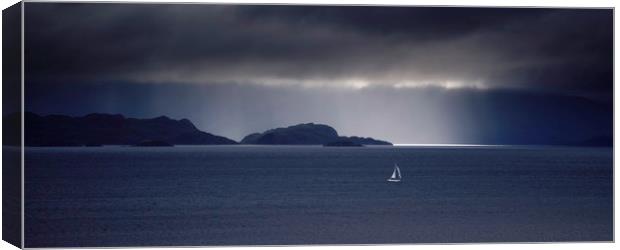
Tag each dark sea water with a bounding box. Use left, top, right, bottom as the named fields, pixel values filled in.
left=24, top=145, right=613, bottom=247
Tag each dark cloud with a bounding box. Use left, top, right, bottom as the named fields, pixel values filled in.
left=239, top=6, right=545, bottom=40
left=24, top=3, right=612, bottom=101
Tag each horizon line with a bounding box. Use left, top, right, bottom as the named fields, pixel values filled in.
left=393, top=143, right=508, bottom=147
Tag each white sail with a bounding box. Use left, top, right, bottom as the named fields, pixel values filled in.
left=388, top=163, right=401, bottom=182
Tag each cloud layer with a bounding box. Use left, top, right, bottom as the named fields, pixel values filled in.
left=25, top=4, right=612, bottom=100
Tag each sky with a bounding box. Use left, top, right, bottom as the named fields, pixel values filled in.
left=23, top=3, right=613, bottom=144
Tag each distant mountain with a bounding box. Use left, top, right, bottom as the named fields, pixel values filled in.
left=444, top=90, right=613, bottom=146
left=571, top=135, right=613, bottom=147
left=241, top=123, right=392, bottom=145
left=4, top=112, right=237, bottom=146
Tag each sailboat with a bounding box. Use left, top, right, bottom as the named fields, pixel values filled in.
left=387, top=163, right=402, bottom=182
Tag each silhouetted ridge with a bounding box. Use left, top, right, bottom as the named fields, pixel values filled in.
left=241, top=123, right=392, bottom=145
left=11, top=112, right=237, bottom=146
left=571, top=135, right=612, bottom=147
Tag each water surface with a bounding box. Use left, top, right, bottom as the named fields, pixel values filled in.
left=25, top=145, right=613, bottom=247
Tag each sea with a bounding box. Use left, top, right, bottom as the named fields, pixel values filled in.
left=24, top=145, right=613, bottom=247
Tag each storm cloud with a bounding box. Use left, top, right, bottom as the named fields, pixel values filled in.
left=25, top=4, right=612, bottom=99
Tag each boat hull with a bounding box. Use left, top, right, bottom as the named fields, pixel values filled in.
left=387, top=179, right=401, bottom=182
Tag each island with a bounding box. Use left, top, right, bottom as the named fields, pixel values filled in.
left=241, top=123, right=392, bottom=146
left=11, top=112, right=237, bottom=146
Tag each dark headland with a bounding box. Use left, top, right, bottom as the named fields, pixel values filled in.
left=8, top=112, right=237, bottom=146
